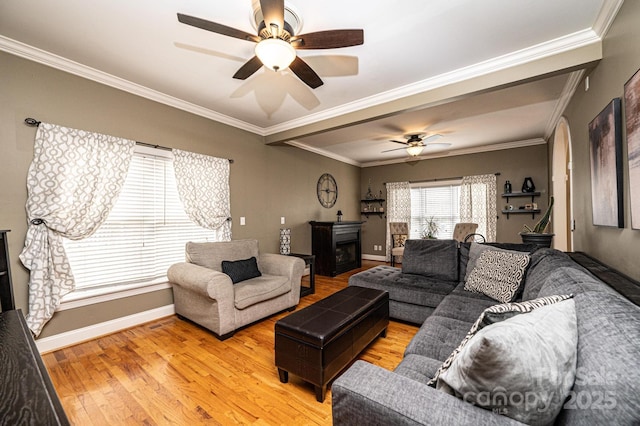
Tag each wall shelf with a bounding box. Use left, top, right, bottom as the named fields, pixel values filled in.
left=501, top=191, right=540, bottom=202
left=360, top=198, right=385, bottom=218
left=501, top=209, right=541, bottom=219
left=501, top=192, right=541, bottom=219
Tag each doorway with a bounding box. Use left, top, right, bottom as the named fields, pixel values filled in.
left=552, top=117, right=573, bottom=251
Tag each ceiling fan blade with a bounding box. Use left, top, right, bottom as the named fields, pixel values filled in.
left=292, top=30, right=364, bottom=49
left=259, top=0, right=285, bottom=35
left=233, top=56, right=263, bottom=80
left=178, top=13, right=261, bottom=43
left=382, top=147, right=409, bottom=153
left=389, top=139, right=408, bottom=146
left=422, top=134, right=444, bottom=143
left=289, top=57, right=323, bottom=89
left=424, top=142, right=452, bottom=149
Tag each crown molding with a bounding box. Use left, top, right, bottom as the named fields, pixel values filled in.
left=544, top=69, right=585, bottom=139
left=0, top=36, right=265, bottom=136
left=592, top=0, right=625, bottom=38
left=285, top=140, right=362, bottom=167
left=262, top=29, right=601, bottom=135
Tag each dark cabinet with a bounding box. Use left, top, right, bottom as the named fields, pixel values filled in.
left=0, top=309, right=70, bottom=425
left=309, top=221, right=362, bottom=277
left=0, top=230, right=15, bottom=311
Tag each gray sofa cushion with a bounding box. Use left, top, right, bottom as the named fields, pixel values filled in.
left=394, top=354, right=443, bottom=385
left=233, top=274, right=289, bottom=309
left=349, top=265, right=455, bottom=308
left=402, top=239, right=459, bottom=281
left=521, top=249, right=579, bottom=300
left=438, top=299, right=578, bottom=425
left=555, top=288, right=640, bottom=424
left=431, top=293, right=497, bottom=323
left=404, top=316, right=473, bottom=361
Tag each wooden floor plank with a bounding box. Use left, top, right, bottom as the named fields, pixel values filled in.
left=42, top=261, right=419, bottom=425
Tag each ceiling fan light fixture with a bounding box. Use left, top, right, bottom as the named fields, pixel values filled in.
left=406, top=145, right=424, bottom=156
left=255, top=38, right=296, bottom=72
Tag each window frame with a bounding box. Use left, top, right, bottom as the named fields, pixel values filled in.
left=409, top=179, right=462, bottom=240
left=58, top=145, right=222, bottom=310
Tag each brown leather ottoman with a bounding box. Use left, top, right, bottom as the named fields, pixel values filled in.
left=274, top=286, right=389, bottom=402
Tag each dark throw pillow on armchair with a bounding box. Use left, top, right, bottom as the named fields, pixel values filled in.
left=222, top=257, right=262, bottom=284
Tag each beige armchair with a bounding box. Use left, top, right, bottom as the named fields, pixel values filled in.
left=452, top=222, right=479, bottom=242
left=389, top=222, right=409, bottom=267
left=167, top=239, right=305, bottom=340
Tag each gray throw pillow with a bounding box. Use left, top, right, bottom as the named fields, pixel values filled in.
left=427, top=294, right=573, bottom=388
left=464, top=250, right=530, bottom=302
left=221, top=257, right=261, bottom=284
left=437, top=299, right=578, bottom=426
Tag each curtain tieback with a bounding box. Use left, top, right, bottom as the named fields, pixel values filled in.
left=30, top=218, right=46, bottom=225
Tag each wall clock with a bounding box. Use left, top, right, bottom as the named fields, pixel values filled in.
left=317, top=173, right=338, bottom=208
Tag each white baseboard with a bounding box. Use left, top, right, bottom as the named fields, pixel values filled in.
left=362, top=254, right=387, bottom=262
left=36, top=305, right=175, bottom=354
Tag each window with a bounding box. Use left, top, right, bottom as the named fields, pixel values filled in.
left=63, top=147, right=221, bottom=291
left=410, top=180, right=461, bottom=239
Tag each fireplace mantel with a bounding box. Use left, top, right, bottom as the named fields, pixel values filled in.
left=309, top=221, right=363, bottom=277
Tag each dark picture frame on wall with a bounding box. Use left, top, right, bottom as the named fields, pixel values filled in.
left=624, top=68, right=640, bottom=230
left=588, top=98, right=624, bottom=228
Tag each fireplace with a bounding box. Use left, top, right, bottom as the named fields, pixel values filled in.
left=309, top=221, right=362, bottom=277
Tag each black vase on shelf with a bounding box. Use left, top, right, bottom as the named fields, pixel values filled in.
left=504, top=180, right=512, bottom=194
left=522, top=177, right=535, bottom=193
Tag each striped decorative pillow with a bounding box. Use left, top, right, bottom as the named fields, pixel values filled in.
left=427, top=294, right=573, bottom=387
left=464, top=250, right=530, bottom=303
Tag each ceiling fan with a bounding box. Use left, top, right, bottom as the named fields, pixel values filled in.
left=177, top=0, right=364, bottom=89
left=382, top=133, right=451, bottom=157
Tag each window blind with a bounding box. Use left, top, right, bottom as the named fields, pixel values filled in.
left=63, top=150, right=221, bottom=290
left=410, top=181, right=461, bottom=239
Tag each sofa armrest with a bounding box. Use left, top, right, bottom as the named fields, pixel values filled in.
left=167, top=262, right=234, bottom=301
left=332, top=361, right=522, bottom=426
left=259, top=253, right=305, bottom=289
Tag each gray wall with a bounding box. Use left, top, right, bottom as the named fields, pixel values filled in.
left=0, top=51, right=360, bottom=338
left=562, top=0, right=640, bottom=280
left=360, top=144, right=549, bottom=257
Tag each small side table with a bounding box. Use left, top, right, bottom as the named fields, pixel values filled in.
left=289, top=253, right=315, bottom=297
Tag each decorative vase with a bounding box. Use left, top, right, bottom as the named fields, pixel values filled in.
left=504, top=180, right=512, bottom=194
left=522, top=177, right=535, bottom=193
left=279, top=228, right=291, bottom=255
left=520, top=232, right=554, bottom=248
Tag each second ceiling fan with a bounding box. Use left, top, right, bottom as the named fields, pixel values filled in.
left=383, top=133, right=451, bottom=157
left=177, top=0, right=364, bottom=89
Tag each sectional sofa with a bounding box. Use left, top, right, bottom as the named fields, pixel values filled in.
left=333, top=239, right=640, bottom=425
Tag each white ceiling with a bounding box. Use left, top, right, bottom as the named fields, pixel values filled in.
left=0, top=0, right=623, bottom=166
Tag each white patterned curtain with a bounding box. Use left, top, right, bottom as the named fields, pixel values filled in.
left=172, top=149, right=231, bottom=241
left=460, top=174, right=497, bottom=242
left=385, top=182, right=411, bottom=261
left=19, top=123, right=135, bottom=336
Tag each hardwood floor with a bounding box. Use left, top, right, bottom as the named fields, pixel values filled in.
left=42, top=261, right=419, bottom=425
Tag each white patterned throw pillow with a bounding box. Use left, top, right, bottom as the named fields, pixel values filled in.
left=464, top=249, right=530, bottom=302
left=438, top=299, right=578, bottom=425
left=427, top=294, right=573, bottom=388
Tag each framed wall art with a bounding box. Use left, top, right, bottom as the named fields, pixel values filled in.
left=625, top=68, right=640, bottom=229
left=588, top=98, right=623, bottom=228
